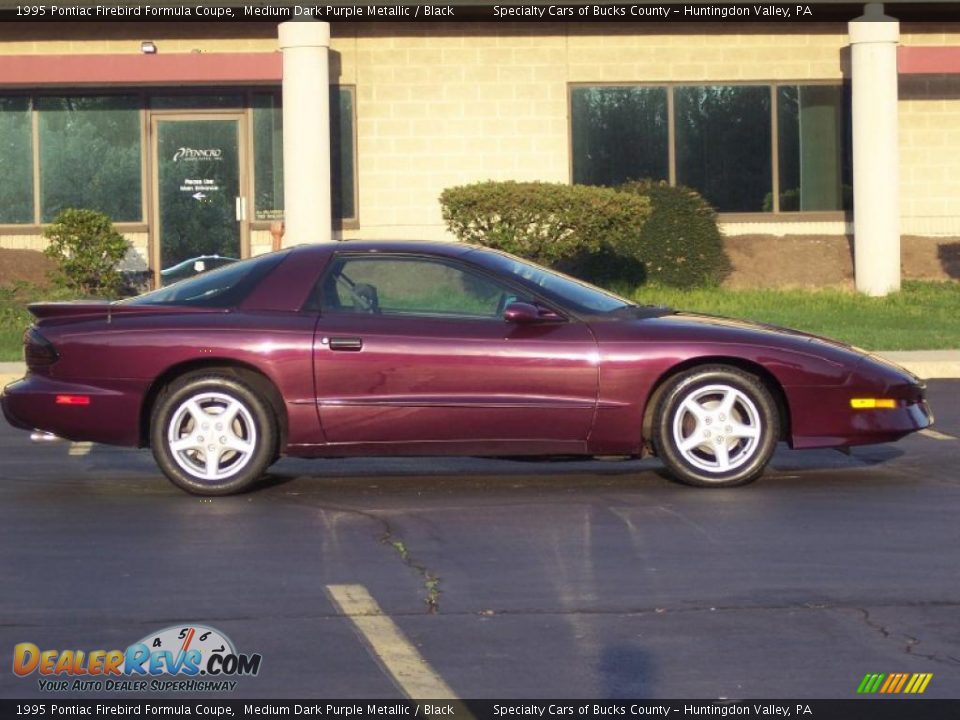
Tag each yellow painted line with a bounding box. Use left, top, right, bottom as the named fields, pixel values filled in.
left=919, top=428, right=956, bottom=441
left=917, top=673, right=933, bottom=694
left=69, top=442, right=93, bottom=457
left=326, top=584, right=458, bottom=700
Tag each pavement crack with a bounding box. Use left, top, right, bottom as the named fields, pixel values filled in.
left=857, top=608, right=960, bottom=667
left=381, top=530, right=441, bottom=615
left=281, top=496, right=442, bottom=615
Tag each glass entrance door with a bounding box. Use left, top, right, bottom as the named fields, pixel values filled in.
left=152, top=116, right=246, bottom=285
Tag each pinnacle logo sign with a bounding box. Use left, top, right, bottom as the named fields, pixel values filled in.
left=857, top=672, right=933, bottom=694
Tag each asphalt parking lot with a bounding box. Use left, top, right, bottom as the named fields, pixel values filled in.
left=1, top=381, right=959, bottom=700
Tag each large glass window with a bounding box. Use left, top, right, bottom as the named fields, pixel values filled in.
left=252, top=93, right=284, bottom=222
left=0, top=97, right=34, bottom=224
left=571, top=82, right=849, bottom=215
left=332, top=88, right=355, bottom=221
left=675, top=85, right=771, bottom=213
left=252, top=87, right=356, bottom=223
left=571, top=86, right=668, bottom=186
left=777, top=85, right=852, bottom=211
left=37, top=95, right=142, bottom=222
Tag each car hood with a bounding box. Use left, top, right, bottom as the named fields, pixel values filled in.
left=600, top=308, right=876, bottom=369
left=671, top=311, right=859, bottom=349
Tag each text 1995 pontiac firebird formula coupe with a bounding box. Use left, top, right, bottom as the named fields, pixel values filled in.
left=2, top=241, right=933, bottom=495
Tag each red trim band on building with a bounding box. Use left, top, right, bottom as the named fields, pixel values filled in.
left=0, top=52, right=282, bottom=86
left=898, top=46, right=960, bottom=75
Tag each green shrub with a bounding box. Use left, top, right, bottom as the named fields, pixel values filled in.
left=43, top=208, right=131, bottom=297
left=439, top=181, right=651, bottom=268
left=617, top=180, right=731, bottom=288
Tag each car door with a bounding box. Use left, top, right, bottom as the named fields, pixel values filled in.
left=312, top=253, right=599, bottom=454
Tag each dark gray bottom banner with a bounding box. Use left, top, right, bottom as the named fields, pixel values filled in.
left=3, top=700, right=960, bottom=720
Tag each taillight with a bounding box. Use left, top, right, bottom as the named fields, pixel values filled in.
left=23, top=327, right=59, bottom=368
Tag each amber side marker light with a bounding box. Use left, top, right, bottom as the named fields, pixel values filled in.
left=851, top=398, right=897, bottom=409
left=55, top=395, right=91, bottom=406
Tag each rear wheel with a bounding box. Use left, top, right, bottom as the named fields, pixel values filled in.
left=150, top=373, right=277, bottom=495
left=653, top=366, right=779, bottom=488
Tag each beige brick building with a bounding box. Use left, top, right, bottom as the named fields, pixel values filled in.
left=1, top=15, right=958, bottom=292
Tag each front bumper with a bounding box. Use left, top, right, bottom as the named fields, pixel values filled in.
left=788, top=355, right=934, bottom=449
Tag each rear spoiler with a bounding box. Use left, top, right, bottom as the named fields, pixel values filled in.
left=27, top=302, right=224, bottom=322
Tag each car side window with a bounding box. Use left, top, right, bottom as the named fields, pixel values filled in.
left=319, top=256, right=529, bottom=319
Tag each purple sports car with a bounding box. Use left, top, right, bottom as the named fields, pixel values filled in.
left=2, top=241, right=933, bottom=495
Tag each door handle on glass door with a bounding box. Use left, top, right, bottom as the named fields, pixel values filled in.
left=235, top=197, right=247, bottom=222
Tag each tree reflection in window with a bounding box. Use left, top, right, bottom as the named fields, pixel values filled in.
left=38, top=96, right=142, bottom=223
left=571, top=86, right=669, bottom=187
left=675, top=85, right=771, bottom=213
left=0, top=96, right=34, bottom=224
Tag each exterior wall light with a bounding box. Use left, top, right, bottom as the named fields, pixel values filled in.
left=141, top=41, right=157, bottom=54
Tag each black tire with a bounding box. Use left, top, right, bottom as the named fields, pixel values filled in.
left=652, top=365, right=779, bottom=488
left=150, top=372, right=277, bottom=495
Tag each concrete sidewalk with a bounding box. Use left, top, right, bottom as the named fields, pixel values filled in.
left=876, top=351, right=960, bottom=381
left=3, top=352, right=960, bottom=389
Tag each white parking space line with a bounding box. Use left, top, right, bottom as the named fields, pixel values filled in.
left=919, top=429, right=957, bottom=441
left=69, top=442, right=93, bottom=456
left=326, top=584, right=459, bottom=700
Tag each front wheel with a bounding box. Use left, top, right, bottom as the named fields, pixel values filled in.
left=150, top=373, right=277, bottom=495
left=652, top=366, right=780, bottom=488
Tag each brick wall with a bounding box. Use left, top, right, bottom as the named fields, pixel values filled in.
left=332, top=23, right=854, bottom=240
left=899, top=74, right=960, bottom=236
left=2, top=22, right=959, bottom=255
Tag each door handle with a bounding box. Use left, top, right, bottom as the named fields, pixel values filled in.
left=235, top=196, right=246, bottom=222
left=328, top=336, right=363, bottom=351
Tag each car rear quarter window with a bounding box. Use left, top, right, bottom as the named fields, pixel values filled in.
left=123, top=251, right=289, bottom=308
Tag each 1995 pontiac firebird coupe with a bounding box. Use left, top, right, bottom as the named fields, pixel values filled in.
left=2, top=241, right=933, bottom=495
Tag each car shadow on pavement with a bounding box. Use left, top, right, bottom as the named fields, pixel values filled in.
left=252, top=443, right=904, bottom=493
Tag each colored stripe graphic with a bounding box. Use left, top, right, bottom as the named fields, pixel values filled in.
left=857, top=672, right=932, bottom=694
left=893, top=673, right=910, bottom=693
left=858, top=674, right=885, bottom=693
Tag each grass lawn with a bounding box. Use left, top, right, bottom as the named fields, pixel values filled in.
left=1, top=280, right=958, bottom=361
left=623, top=280, right=960, bottom=351
left=0, top=284, right=74, bottom=362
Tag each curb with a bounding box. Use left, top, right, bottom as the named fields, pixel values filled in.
left=875, top=352, right=960, bottom=380
left=888, top=362, right=960, bottom=380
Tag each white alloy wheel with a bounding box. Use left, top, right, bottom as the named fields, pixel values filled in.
left=167, top=392, right=258, bottom=482
left=151, top=373, right=277, bottom=495
left=670, top=384, right=763, bottom=474
left=653, top=366, right=780, bottom=488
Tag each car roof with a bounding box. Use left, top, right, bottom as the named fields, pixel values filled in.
left=289, top=239, right=480, bottom=260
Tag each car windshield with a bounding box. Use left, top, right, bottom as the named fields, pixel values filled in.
left=122, top=251, right=289, bottom=307
left=467, top=248, right=634, bottom=314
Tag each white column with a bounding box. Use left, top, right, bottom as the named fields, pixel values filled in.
left=279, top=20, right=332, bottom=245
left=849, top=4, right=900, bottom=296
